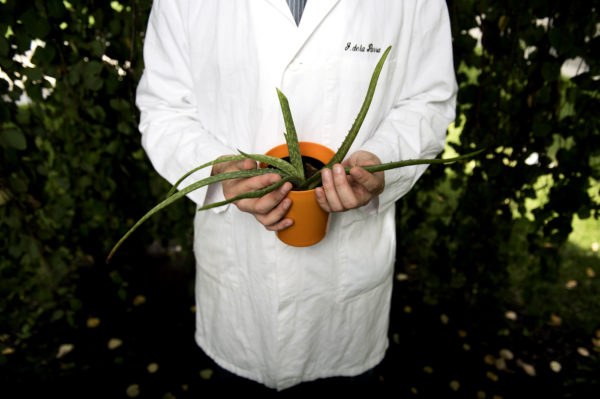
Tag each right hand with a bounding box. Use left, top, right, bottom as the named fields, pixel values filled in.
left=212, top=156, right=294, bottom=231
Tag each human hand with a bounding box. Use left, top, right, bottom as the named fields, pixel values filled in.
left=315, top=151, right=385, bottom=213
left=212, top=156, right=294, bottom=231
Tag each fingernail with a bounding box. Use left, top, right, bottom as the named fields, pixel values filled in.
left=334, top=164, right=344, bottom=175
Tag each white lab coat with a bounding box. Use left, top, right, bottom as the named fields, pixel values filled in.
left=136, top=0, right=457, bottom=390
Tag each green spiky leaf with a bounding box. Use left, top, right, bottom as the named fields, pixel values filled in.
left=166, top=155, right=248, bottom=198
left=328, top=45, right=392, bottom=166
left=237, top=150, right=302, bottom=186
left=276, top=88, right=305, bottom=180
left=107, top=167, right=283, bottom=261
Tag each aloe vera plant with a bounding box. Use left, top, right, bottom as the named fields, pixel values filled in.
left=107, top=45, right=482, bottom=261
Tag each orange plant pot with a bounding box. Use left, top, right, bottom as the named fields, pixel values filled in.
left=263, top=142, right=335, bottom=247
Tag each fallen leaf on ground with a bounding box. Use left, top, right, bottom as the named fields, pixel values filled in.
left=577, top=347, right=590, bottom=357
left=56, top=344, right=74, bottom=359
left=2, top=347, right=15, bottom=355
left=517, top=359, right=536, bottom=376
left=499, top=349, right=514, bottom=360
left=549, top=361, right=562, bottom=373
left=486, top=371, right=499, bottom=382
left=495, top=358, right=507, bottom=371
left=505, top=311, right=517, bottom=321
left=126, top=384, right=140, bottom=398
left=484, top=354, right=495, bottom=365
left=549, top=313, right=562, bottom=326
left=133, top=295, right=146, bottom=306
left=565, top=280, right=577, bottom=289
left=108, top=338, right=123, bottom=350
left=449, top=380, right=460, bottom=391
left=199, top=368, right=214, bottom=380
left=86, top=317, right=101, bottom=328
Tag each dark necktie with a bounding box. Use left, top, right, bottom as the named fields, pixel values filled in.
left=286, top=0, right=307, bottom=26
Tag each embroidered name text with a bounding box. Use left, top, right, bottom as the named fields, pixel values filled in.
left=345, top=42, right=381, bottom=53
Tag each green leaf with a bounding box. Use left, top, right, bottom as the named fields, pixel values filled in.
left=300, top=45, right=392, bottom=190
left=109, top=98, right=129, bottom=111
left=31, top=44, right=56, bottom=65
left=46, top=0, right=66, bottom=18
left=9, top=173, right=28, bottom=193
left=90, top=40, right=104, bottom=58
left=305, top=149, right=485, bottom=190
left=329, top=45, right=390, bottom=166
left=23, top=67, right=43, bottom=82
left=276, top=88, right=304, bottom=180
left=237, top=150, right=301, bottom=186
left=83, top=61, right=103, bottom=90
left=108, top=167, right=284, bottom=261
left=68, top=63, right=82, bottom=85
left=84, top=60, right=103, bottom=76
left=86, top=105, right=106, bottom=121
left=21, top=9, right=50, bottom=38
left=0, top=35, right=8, bottom=57
left=165, top=154, right=248, bottom=198
left=197, top=176, right=291, bottom=212
left=0, top=126, right=27, bottom=150
left=84, top=76, right=103, bottom=91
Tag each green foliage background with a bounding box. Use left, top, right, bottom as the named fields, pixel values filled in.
left=0, top=0, right=193, bottom=360
left=400, top=0, right=600, bottom=311
left=0, top=0, right=598, bottom=396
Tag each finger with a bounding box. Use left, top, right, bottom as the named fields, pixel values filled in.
left=331, top=164, right=360, bottom=209
left=255, top=197, right=293, bottom=227
left=315, top=187, right=331, bottom=213
left=223, top=158, right=257, bottom=173
left=350, top=166, right=384, bottom=194
left=264, top=216, right=294, bottom=232
left=252, top=182, right=292, bottom=215
left=321, top=167, right=345, bottom=212
left=227, top=173, right=282, bottom=198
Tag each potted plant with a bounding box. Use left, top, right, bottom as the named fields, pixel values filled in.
left=107, top=46, right=482, bottom=260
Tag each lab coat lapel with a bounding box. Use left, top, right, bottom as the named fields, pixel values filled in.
left=294, top=0, right=340, bottom=52
left=263, top=0, right=295, bottom=22
left=263, top=0, right=341, bottom=64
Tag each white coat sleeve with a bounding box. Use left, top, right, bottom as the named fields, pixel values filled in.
left=136, top=0, right=233, bottom=206
left=359, top=0, right=458, bottom=214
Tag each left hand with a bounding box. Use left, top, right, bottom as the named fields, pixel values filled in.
left=315, top=150, right=385, bottom=213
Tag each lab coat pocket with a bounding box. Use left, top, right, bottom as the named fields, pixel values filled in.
left=193, top=206, right=239, bottom=287
left=335, top=210, right=395, bottom=302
